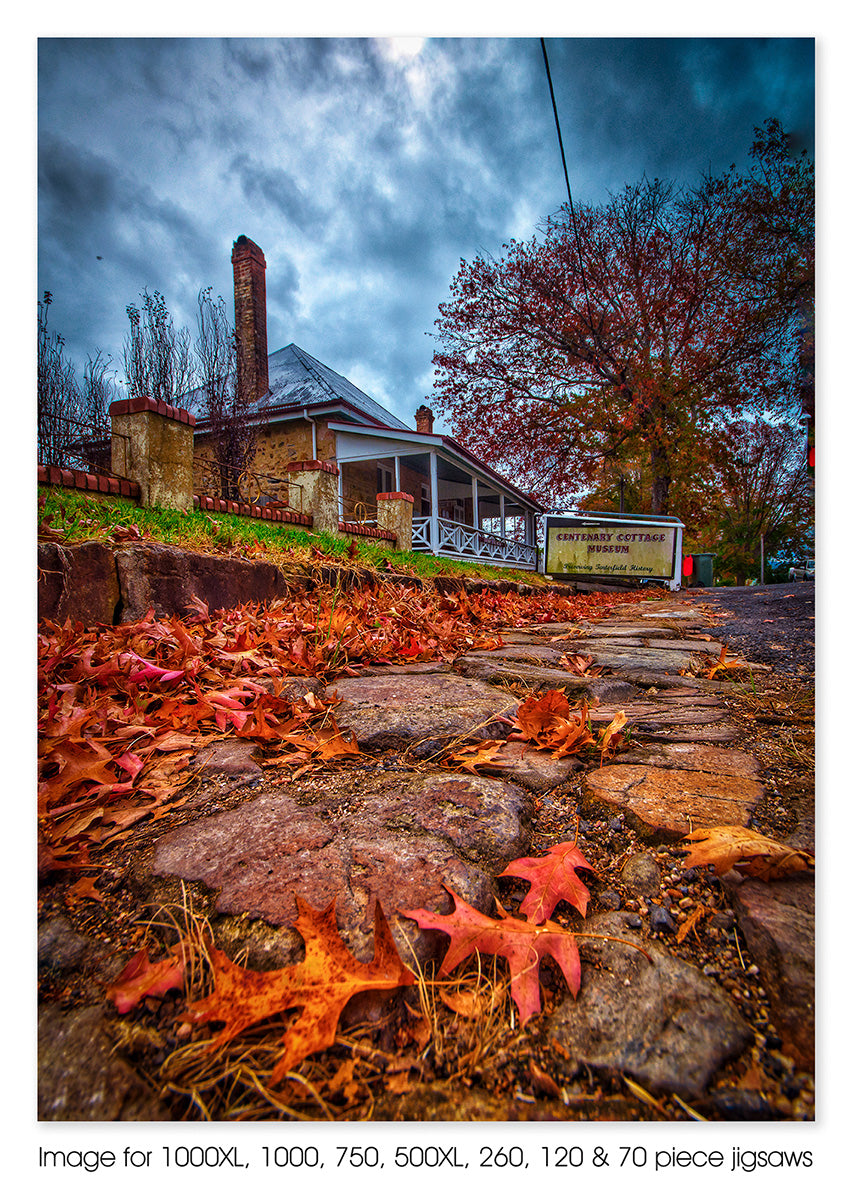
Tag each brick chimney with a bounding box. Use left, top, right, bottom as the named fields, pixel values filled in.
left=232, top=235, right=269, bottom=405
left=415, top=404, right=434, bottom=434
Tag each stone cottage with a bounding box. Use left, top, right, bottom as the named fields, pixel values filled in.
left=192, top=236, right=542, bottom=569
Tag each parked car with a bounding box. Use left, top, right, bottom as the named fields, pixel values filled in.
left=789, top=559, right=815, bottom=581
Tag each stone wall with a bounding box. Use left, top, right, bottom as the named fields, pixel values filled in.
left=38, top=539, right=559, bottom=626
left=38, top=541, right=314, bottom=625
left=249, top=418, right=336, bottom=486
left=40, top=398, right=412, bottom=556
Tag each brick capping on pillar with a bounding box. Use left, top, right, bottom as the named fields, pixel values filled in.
left=285, top=459, right=340, bottom=476
left=109, top=396, right=196, bottom=426
left=376, top=491, right=414, bottom=503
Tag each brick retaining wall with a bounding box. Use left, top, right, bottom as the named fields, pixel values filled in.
left=194, top=494, right=312, bottom=525
left=339, top=519, right=397, bottom=543
left=38, top=464, right=141, bottom=500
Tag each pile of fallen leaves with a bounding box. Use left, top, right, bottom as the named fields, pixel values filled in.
left=38, top=581, right=641, bottom=869
left=444, top=688, right=629, bottom=773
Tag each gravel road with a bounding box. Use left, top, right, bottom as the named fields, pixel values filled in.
left=688, top=581, right=815, bottom=677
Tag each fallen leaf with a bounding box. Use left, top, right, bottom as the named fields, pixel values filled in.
left=558, top=652, right=603, bottom=677
left=528, top=1058, right=561, bottom=1098
left=107, top=943, right=188, bottom=1014
left=702, top=645, right=748, bottom=679
left=443, top=739, right=512, bottom=773
left=512, top=689, right=596, bottom=758
left=401, top=888, right=581, bottom=1025
left=183, top=899, right=413, bottom=1084
left=682, top=826, right=814, bottom=880
left=675, top=903, right=707, bottom=944
left=599, top=709, right=628, bottom=762
left=65, top=875, right=106, bottom=905
left=326, top=1058, right=360, bottom=1102
left=438, top=980, right=507, bottom=1019
left=500, top=841, right=595, bottom=922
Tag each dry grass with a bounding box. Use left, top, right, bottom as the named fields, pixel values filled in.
left=106, top=885, right=535, bottom=1121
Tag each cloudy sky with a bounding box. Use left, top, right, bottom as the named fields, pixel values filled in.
left=38, top=35, right=814, bottom=430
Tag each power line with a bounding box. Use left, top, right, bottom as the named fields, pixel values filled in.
left=540, top=38, right=595, bottom=337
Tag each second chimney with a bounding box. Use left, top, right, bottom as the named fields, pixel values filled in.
left=232, top=235, right=269, bottom=406
left=415, top=405, right=434, bottom=434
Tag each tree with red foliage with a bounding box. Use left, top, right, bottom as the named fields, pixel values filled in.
left=707, top=416, right=812, bottom=585
left=431, top=121, right=813, bottom=517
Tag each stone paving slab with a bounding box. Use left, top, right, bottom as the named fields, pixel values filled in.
left=579, top=621, right=709, bottom=637
left=616, top=743, right=763, bottom=777
left=486, top=740, right=584, bottom=792
left=39, top=1005, right=172, bottom=1121
left=152, top=772, right=532, bottom=963
left=722, top=873, right=815, bottom=1072
left=589, top=700, right=729, bottom=727
left=455, top=655, right=640, bottom=702
left=548, top=912, right=752, bottom=1099
left=461, top=644, right=579, bottom=666
left=627, top=723, right=740, bottom=743
left=546, top=642, right=707, bottom=672
left=330, top=673, right=517, bottom=755
left=582, top=764, right=763, bottom=837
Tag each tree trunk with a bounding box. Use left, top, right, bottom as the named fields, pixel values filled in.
left=649, top=444, right=672, bottom=516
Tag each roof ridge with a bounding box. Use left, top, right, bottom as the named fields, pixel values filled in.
left=289, top=344, right=337, bottom=400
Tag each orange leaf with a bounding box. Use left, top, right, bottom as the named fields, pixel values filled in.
left=65, top=875, right=107, bottom=905
left=438, top=980, right=507, bottom=1019
left=682, top=825, right=814, bottom=880
left=599, top=709, right=628, bottom=761
left=512, top=690, right=595, bottom=757
left=183, top=899, right=413, bottom=1084
left=675, top=903, right=707, bottom=944
left=703, top=645, right=748, bottom=679
left=443, top=739, right=512, bottom=773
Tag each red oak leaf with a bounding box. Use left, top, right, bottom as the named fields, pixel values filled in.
left=500, top=841, right=595, bottom=922
left=401, top=888, right=581, bottom=1025
left=107, top=942, right=188, bottom=1014
left=183, top=899, right=413, bottom=1084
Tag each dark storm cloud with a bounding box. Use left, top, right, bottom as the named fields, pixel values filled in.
left=541, top=38, right=814, bottom=201
left=39, top=136, right=118, bottom=221
left=230, top=154, right=322, bottom=229
left=37, top=36, right=814, bottom=420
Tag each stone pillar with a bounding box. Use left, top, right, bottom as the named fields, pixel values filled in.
left=285, top=460, right=340, bottom=533
left=109, top=396, right=195, bottom=509
left=377, top=491, right=414, bottom=552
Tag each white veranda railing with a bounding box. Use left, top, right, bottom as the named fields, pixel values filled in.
left=412, top=515, right=537, bottom=568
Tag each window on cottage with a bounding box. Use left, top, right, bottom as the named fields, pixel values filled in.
left=377, top=465, right=393, bottom=494
left=420, top=483, right=430, bottom=516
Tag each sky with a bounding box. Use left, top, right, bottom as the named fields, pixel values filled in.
left=38, top=35, right=814, bottom=431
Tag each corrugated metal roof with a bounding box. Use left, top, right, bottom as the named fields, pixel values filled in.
left=262, top=345, right=410, bottom=430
